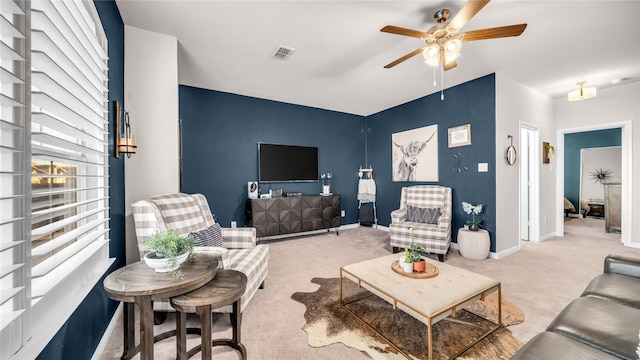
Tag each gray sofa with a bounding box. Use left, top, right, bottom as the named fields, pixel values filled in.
left=131, top=193, right=269, bottom=315
left=512, top=254, right=640, bottom=360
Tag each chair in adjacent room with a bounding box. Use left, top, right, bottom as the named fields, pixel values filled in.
left=389, top=185, right=452, bottom=261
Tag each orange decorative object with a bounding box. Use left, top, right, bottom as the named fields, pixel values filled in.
left=413, top=260, right=426, bottom=272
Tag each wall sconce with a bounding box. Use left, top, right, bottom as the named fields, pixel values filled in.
left=542, top=141, right=555, bottom=164
left=114, top=100, right=137, bottom=158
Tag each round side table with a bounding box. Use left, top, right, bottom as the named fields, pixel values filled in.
left=171, top=270, right=248, bottom=360
left=457, top=228, right=490, bottom=260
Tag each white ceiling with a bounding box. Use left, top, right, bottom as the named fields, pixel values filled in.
left=115, top=0, right=640, bottom=116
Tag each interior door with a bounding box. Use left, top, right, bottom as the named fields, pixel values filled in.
left=520, top=128, right=530, bottom=240
left=520, top=127, right=537, bottom=241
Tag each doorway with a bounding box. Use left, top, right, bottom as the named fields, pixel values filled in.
left=556, top=121, right=633, bottom=246
left=520, top=124, right=540, bottom=242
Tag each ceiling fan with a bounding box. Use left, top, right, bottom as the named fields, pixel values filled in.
left=381, top=0, right=527, bottom=71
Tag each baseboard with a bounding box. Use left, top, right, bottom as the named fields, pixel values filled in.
left=257, top=223, right=360, bottom=242
left=491, top=244, right=521, bottom=259
left=92, top=302, right=122, bottom=360
left=539, top=232, right=556, bottom=242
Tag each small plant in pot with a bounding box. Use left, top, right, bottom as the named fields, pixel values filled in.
left=409, top=242, right=428, bottom=272
left=402, top=248, right=414, bottom=273
left=143, top=230, right=195, bottom=278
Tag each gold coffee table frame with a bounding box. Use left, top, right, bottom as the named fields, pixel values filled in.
left=339, top=254, right=502, bottom=360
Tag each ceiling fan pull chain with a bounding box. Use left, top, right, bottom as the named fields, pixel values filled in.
left=433, top=66, right=437, bottom=87
left=441, top=67, right=445, bottom=100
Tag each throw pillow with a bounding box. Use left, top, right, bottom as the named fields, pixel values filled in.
left=406, top=205, right=441, bottom=224
left=189, top=223, right=223, bottom=247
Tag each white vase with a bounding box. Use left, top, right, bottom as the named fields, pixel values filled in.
left=402, top=261, right=414, bottom=273
left=143, top=252, right=189, bottom=273
left=322, top=185, right=331, bottom=194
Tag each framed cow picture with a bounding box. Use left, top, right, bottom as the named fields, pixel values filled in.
left=392, top=124, right=438, bottom=182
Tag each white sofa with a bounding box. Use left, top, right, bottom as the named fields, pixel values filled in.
left=131, top=193, right=269, bottom=314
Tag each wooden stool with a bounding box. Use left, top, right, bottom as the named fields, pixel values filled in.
left=170, top=270, right=247, bottom=360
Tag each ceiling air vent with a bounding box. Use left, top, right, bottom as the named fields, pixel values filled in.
left=270, top=45, right=296, bottom=61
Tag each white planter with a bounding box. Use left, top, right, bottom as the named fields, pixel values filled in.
left=457, top=228, right=490, bottom=260
left=401, top=261, right=414, bottom=273
left=143, top=252, right=189, bottom=273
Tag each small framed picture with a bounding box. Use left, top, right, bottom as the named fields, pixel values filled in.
left=448, top=124, right=471, bottom=148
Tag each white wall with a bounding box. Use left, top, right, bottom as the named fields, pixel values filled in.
left=124, top=26, right=180, bottom=262
left=495, top=73, right=555, bottom=254
left=555, top=81, right=640, bottom=247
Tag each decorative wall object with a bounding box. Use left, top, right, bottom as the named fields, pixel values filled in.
left=590, top=168, right=612, bottom=184
left=542, top=141, right=555, bottom=164
left=505, top=135, right=517, bottom=165
left=448, top=124, right=471, bottom=148
left=451, top=152, right=468, bottom=173
left=392, top=124, right=438, bottom=182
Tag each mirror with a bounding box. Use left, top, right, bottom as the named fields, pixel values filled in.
left=505, top=135, right=516, bottom=165
left=506, top=145, right=517, bottom=165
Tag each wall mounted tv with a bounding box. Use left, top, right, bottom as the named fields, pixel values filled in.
left=258, top=143, right=318, bottom=183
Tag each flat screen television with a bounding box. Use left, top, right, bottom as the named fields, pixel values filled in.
left=258, top=143, right=318, bottom=182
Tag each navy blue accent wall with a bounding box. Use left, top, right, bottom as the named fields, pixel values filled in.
left=564, top=128, right=621, bottom=210
left=367, top=75, right=497, bottom=251
left=179, top=86, right=366, bottom=227
left=37, top=1, right=126, bottom=359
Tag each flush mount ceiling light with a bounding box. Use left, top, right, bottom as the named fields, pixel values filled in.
left=568, top=81, right=597, bottom=101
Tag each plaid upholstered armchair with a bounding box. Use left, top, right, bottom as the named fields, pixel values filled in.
left=131, top=193, right=269, bottom=315
left=389, top=185, right=452, bottom=262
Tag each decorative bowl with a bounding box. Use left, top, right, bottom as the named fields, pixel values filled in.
left=143, top=252, right=189, bottom=273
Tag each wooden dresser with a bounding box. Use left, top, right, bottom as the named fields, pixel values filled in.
left=603, top=182, right=621, bottom=233
left=246, top=195, right=341, bottom=238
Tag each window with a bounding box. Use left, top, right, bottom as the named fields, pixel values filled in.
left=1, top=1, right=113, bottom=358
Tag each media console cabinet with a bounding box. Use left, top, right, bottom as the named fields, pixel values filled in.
left=245, top=195, right=341, bottom=238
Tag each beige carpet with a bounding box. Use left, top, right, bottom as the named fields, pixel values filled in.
left=291, top=277, right=524, bottom=360
left=100, top=218, right=640, bottom=359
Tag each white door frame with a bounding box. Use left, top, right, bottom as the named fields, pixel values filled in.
left=556, top=121, right=633, bottom=246
left=520, top=123, right=540, bottom=242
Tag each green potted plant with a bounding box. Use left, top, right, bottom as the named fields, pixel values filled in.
left=409, top=242, right=428, bottom=272
left=402, top=248, right=414, bottom=273
left=143, top=230, right=195, bottom=278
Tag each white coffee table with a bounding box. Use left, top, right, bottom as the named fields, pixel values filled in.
left=340, top=253, right=502, bottom=360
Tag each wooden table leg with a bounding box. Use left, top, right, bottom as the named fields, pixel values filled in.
left=121, top=302, right=136, bottom=360
left=136, top=295, right=154, bottom=360
left=231, top=300, right=247, bottom=360
left=176, top=311, right=188, bottom=360
left=196, top=305, right=213, bottom=360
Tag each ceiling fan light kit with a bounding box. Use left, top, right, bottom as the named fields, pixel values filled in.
left=380, top=0, right=527, bottom=86
left=568, top=81, right=597, bottom=101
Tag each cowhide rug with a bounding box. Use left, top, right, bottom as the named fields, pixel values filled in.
left=291, top=277, right=525, bottom=360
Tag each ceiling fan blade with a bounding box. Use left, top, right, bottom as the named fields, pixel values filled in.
left=443, top=60, right=457, bottom=71
left=380, top=25, right=428, bottom=39
left=383, top=48, right=425, bottom=69
left=448, top=0, right=490, bottom=30
left=462, top=24, right=527, bottom=41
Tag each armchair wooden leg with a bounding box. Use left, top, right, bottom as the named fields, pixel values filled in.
left=392, top=247, right=401, bottom=254
left=438, top=253, right=444, bottom=262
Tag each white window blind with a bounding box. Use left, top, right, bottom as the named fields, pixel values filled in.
left=2, top=1, right=114, bottom=358
left=0, top=1, right=29, bottom=358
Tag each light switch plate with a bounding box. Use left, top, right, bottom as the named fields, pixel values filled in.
left=478, top=163, right=488, bottom=172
